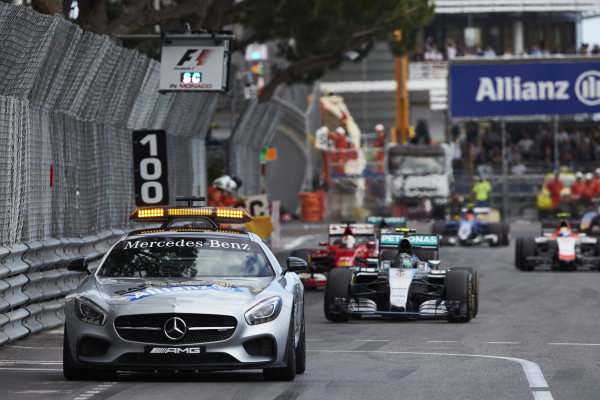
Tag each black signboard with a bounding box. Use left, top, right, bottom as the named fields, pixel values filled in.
left=132, top=130, right=169, bottom=206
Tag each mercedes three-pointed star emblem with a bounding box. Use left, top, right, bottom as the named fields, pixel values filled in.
left=163, top=316, right=187, bottom=341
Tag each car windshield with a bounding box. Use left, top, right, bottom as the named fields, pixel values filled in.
left=388, top=154, right=445, bottom=175
left=97, top=236, right=274, bottom=278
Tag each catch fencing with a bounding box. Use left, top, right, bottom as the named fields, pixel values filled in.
left=0, top=3, right=217, bottom=343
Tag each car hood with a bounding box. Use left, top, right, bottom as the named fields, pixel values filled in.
left=96, top=277, right=275, bottom=306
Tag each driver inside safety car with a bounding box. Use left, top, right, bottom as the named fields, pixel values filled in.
left=392, top=238, right=420, bottom=269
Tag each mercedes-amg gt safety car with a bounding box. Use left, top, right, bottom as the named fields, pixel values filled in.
left=432, top=207, right=509, bottom=246
left=63, top=199, right=307, bottom=381
left=324, top=229, right=478, bottom=323
left=515, top=218, right=600, bottom=271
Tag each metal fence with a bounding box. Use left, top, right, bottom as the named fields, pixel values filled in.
left=0, top=3, right=217, bottom=343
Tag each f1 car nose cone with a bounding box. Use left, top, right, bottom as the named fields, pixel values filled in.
left=164, top=316, right=187, bottom=340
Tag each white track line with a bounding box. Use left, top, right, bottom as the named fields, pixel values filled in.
left=427, top=340, right=457, bottom=343
left=282, top=234, right=323, bottom=250
left=533, top=391, right=554, bottom=400
left=354, top=339, right=390, bottom=342
left=309, top=349, right=552, bottom=399
left=74, top=382, right=115, bottom=400
left=0, top=367, right=62, bottom=371
left=4, top=345, right=62, bottom=350
left=548, top=342, right=600, bottom=346
left=487, top=342, right=521, bottom=345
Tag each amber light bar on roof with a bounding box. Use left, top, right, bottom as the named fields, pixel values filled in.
left=129, top=206, right=252, bottom=223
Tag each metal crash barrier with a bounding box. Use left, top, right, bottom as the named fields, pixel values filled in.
left=0, top=231, right=124, bottom=345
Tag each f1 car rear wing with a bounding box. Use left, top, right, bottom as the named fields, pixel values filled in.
left=366, top=216, right=407, bottom=229
left=328, top=223, right=376, bottom=236
left=379, top=232, right=439, bottom=250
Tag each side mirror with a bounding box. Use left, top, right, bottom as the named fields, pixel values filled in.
left=67, top=257, right=90, bottom=274
left=319, top=241, right=329, bottom=247
left=427, top=260, right=441, bottom=269
left=284, top=256, right=308, bottom=274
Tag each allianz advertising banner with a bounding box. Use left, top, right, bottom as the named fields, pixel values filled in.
left=449, top=57, right=600, bottom=118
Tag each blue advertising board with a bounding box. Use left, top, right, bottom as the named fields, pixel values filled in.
left=449, top=58, right=600, bottom=118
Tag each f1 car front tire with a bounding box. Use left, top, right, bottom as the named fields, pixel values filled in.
left=324, top=268, right=352, bottom=322
left=451, top=267, right=478, bottom=317
left=444, top=269, right=473, bottom=323
left=263, top=309, right=297, bottom=381
left=519, top=237, right=536, bottom=271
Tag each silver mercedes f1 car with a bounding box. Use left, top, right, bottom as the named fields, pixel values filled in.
left=63, top=200, right=307, bottom=381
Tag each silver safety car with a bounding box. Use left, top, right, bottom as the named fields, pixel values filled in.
left=63, top=201, right=307, bottom=381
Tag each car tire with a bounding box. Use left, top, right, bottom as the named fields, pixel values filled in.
left=263, top=309, right=297, bottom=381
left=520, top=237, right=536, bottom=271
left=488, top=223, right=502, bottom=247
left=431, top=221, right=445, bottom=236
left=501, top=223, right=510, bottom=246
left=515, top=237, right=523, bottom=270
left=295, top=308, right=306, bottom=374
left=444, top=269, right=473, bottom=323
left=451, top=267, right=478, bottom=317
left=324, top=268, right=352, bottom=322
left=63, top=329, right=113, bottom=381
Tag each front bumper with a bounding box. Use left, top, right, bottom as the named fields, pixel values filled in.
left=64, top=304, right=292, bottom=371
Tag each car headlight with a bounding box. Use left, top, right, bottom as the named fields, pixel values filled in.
left=245, top=296, right=282, bottom=325
left=74, top=296, right=108, bottom=326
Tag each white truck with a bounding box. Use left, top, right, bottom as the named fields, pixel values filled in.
left=386, top=144, right=453, bottom=219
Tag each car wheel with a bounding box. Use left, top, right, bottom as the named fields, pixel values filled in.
left=263, top=309, right=296, bottom=381
left=63, top=329, right=101, bottom=381
left=515, top=237, right=523, bottom=270
left=444, top=269, right=473, bottom=323
left=295, top=314, right=306, bottom=374
left=520, top=237, right=536, bottom=271
left=450, top=267, right=478, bottom=317
left=488, top=223, right=502, bottom=247
left=502, top=223, right=510, bottom=246
left=324, top=268, right=352, bottom=322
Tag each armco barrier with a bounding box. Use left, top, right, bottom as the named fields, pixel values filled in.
left=0, top=231, right=123, bottom=344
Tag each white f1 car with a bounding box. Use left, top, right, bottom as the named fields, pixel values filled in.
left=324, top=230, right=478, bottom=323
left=515, top=219, right=600, bottom=271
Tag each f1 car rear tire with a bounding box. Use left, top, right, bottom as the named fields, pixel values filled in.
left=431, top=221, right=445, bottom=236
left=515, top=237, right=524, bottom=270
left=444, top=270, right=473, bottom=323
left=451, top=267, right=478, bottom=317
left=501, top=223, right=510, bottom=246
left=324, top=268, right=352, bottom=322
left=489, top=223, right=503, bottom=247
left=519, top=237, right=536, bottom=271
left=263, top=309, right=297, bottom=381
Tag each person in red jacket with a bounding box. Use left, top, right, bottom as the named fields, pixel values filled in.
left=207, top=175, right=237, bottom=207
left=584, top=173, right=596, bottom=203
left=570, top=172, right=586, bottom=215
left=590, top=168, right=600, bottom=197
left=545, top=170, right=563, bottom=210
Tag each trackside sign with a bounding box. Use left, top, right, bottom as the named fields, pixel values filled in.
left=449, top=57, right=600, bottom=118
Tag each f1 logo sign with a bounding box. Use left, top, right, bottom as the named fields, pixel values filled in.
left=176, top=49, right=213, bottom=66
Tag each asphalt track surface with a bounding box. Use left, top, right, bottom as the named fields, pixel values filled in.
left=1, top=221, right=599, bottom=400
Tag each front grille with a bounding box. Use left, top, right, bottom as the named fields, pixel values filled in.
left=114, top=313, right=237, bottom=345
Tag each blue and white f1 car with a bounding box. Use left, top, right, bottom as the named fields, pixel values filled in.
left=432, top=207, right=509, bottom=246
left=323, top=230, right=478, bottom=323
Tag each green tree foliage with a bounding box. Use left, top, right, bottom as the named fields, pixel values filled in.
left=23, top=0, right=433, bottom=101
